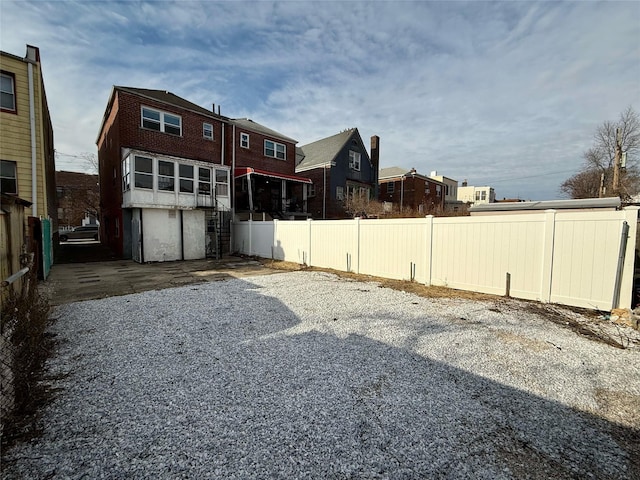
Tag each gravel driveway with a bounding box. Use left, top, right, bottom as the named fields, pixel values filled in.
left=3, top=271, right=639, bottom=479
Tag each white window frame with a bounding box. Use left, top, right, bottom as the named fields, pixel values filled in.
left=122, top=157, right=131, bottom=191
left=0, top=72, right=16, bottom=112
left=308, top=183, right=316, bottom=197
left=179, top=164, right=194, bottom=193
left=336, top=186, right=344, bottom=201
left=349, top=150, right=361, bottom=171
left=387, top=182, right=395, bottom=194
left=214, top=168, right=229, bottom=197
left=141, top=106, right=182, bottom=135
left=198, top=166, right=212, bottom=196
left=203, top=123, right=213, bottom=140
left=240, top=132, right=250, bottom=148
left=264, top=139, right=286, bottom=160
left=158, top=160, right=175, bottom=192
left=134, top=156, right=153, bottom=190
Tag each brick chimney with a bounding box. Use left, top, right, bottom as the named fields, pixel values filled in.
left=371, top=135, right=380, bottom=197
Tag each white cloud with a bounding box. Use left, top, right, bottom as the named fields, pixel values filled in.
left=1, top=0, right=638, bottom=200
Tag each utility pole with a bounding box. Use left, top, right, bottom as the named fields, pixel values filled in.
left=612, top=127, right=622, bottom=195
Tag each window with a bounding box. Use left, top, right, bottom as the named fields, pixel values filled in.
left=240, top=133, right=249, bottom=148
left=215, top=169, right=229, bottom=196
left=134, top=156, right=153, bottom=189
left=387, top=182, right=395, bottom=194
left=122, top=157, right=130, bottom=191
left=179, top=164, right=194, bottom=193
left=336, top=186, right=344, bottom=201
left=436, top=185, right=442, bottom=196
left=349, top=151, right=361, bottom=171
left=198, top=167, right=211, bottom=195
left=0, top=160, right=17, bottom=194
left=308, top=184, right=316, bottom=197
left=475, top=191, right=481, bottom=201
left=141, top=107, right=182, bottom=135
left=481, top=191, right=487, bottom=201
left=203, top=123, right=213, bottom=140
left=264, top=140, right=285, bottom=160
left=158, top=160, right=175, bottom=191
left=445, top=185, right=450, bottom=195
left=1, top=72, right=16, bottom=112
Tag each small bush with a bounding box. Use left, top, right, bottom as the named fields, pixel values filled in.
left=1, top=267, right=52, bottom=443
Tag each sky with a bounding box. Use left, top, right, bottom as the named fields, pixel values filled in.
left=1, top=1, right=639, bottom=201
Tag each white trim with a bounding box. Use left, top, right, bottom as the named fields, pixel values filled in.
left=240, top=132, right=250, bottom=148
left=264, top=139, right=286, bottom=160
left=141, top=105, right=182, bottom=136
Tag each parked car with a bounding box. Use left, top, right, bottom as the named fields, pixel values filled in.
left=59, top=225, right=99, bottom=242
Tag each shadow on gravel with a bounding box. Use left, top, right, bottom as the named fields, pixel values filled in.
left=2, top=276, right=638, bottom=479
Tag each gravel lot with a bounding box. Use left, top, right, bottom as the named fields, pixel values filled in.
left=3, top=271, right=640, bottom=479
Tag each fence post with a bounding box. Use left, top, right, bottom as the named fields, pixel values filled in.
left=306, top=218, right=313, bottom=267
left=273, top=219, right=279, bottom=260
left=540, top=209, right=557, bottom=303
left=424, top=215, right=434, bottom=286
left=618, top=206, right=639, bottom=308
left=355, top=217, right=361, bottom=274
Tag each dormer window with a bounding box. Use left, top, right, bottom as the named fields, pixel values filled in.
left=141, top=106, right=182, bottom=135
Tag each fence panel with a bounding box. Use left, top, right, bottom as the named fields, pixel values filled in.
left=231, top=208, right=639, bottom=310
left=549, top=210, right=635, bottom=310
left=309, top=220, right=359, bottom=272
left=431, top=214, right=546, bottom=300
left=274, top=220, right=310, bottom=264
left=359, top=218, right=429, bottom=282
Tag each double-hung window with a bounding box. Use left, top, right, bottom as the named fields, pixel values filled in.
left=240, top=133, right=249, bottom=148
left=387, top=182, right=395, bottom=194
left=349, top=151, right=361, bottom=171
left=141, top=107, right=182, bottom=135
left=198, top=167, right=211, bottom=195
left=264, top=140, right=285, bottom=160
left=134, top=156, right=153, bottom=189
left=0, top=72, right=16, bottom=112
left=215, top=169, right=229, bottom=196
left=0, top=160, right=17, bottom=194
left=158, top=160, right=175, bottom=191
left=179, top=164, right=194, bottom=193
left=203, top=123, right=213, bottom=140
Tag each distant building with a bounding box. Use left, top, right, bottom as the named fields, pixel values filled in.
left=458, top=180, right=495, bottom=205
left=429, top=171, right=464, bottom=212
left=378, top=167, right=445, bottom=213
left=296, top=129, right=379, bottom=219
left=55, top=171, right=99, bottom=227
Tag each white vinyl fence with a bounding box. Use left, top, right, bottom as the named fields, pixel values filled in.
left=233, top=207, right=639, bottom=311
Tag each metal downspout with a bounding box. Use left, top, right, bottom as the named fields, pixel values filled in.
left=230, top=124, right=235, bottom=252
left=28, top=62, right=37, bottom=217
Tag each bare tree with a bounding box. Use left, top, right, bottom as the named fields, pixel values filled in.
left=561, top=106, right=640, bottom=200
left=80, top=152, right=99, bottom=174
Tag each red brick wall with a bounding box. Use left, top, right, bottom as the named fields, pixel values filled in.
left=379, top=176, right=445, bottom=212
left=227, top=126, right=297, bottom=176
left=117, top=91, right=224, bottom=164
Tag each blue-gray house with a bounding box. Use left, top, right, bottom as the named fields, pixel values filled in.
left=295, top=128, right=379, bottom=219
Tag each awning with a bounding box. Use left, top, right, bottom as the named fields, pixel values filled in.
left=234, top=167, right=312, bottom=184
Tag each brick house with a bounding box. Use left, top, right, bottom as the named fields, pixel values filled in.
left=55, top=171, right=99, bottom=227
left=97, top=86, right=231, bottom=261
left=230, top=118, right=312, bottom=219
left=295, top=129, right=379, bottom=219
left=378, top=167, right=445, bottom=214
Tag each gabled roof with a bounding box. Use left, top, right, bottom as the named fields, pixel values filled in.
left=232, top=118, right=297, bottom=144
left=296, top=128, right=359, bottom=171
left=115, top=86, right=223, bottom=119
